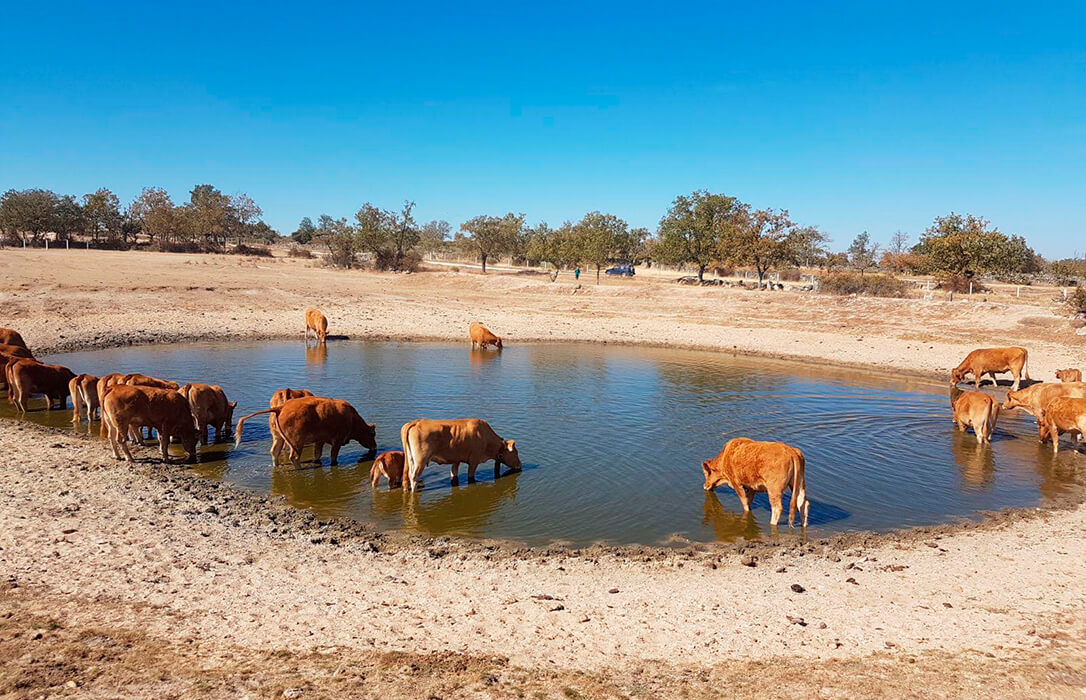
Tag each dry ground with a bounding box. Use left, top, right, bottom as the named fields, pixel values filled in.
left=1, top=249, right=1085, bottom=698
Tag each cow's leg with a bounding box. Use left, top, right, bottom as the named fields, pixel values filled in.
left=450, top=462, right=460, bottom=484
left=733, top=485, right=751, bottom=512
left=106, top=419, right=123, bottom=460
left=270, top=434, right=284, bottom=463
left=329, top=441, right=342, bottom=466
left=313, top=442, right=324, bottom=464
left=159, top=432, right=171, bottom=461
left=467, top=461, right=479, bottom=483
left=1011, top=371, right=1021, bottom=391
left=199, top=421, right=210, bottom=446
left=768, top=491, right=783, bottom=527
left=118, top=422, right=136, bottom=462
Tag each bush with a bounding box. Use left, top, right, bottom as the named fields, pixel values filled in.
left=1068, top=287, right=1086, bottom=315
left=373, top=249, right=421, bottom=272
left=287, top=245, right=313, bottom=259
left=820, top=273, right=909, bottom=298
left=778, top=267, right=802, bottom=282
left=91, top=237, right=130, bottom=251
left=230, top=243, right=273, bottom=257
left=936, top=274, right=990, bottom=294
left=155, top=240, right=221, bottom=254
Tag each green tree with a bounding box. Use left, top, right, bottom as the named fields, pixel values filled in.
left=316, top=215, right=358, bottom=268
left=188, top=184, right=231, bottom=247
left=0, top=188, right=64, bottom=245
left=226, top=192, right=263, bottom=245
left=573, top=211, right=628, bottom=283
left=913, top=213, right=1039, bottom=276
left=724, top=208, right=801, bottom=289
left=655, top=191, right=744, bottom=282
left=129, top=187, right=179, bottom=245
left=459, top=213, right=524, bottom=273
left=292, top=216, right=317, bottom=244
left=419, top=219, right=451, bottom=258
left=847, top=231, right=880, bottom=276
left=82, top=188, right=122, bottom=244
left=793, top=226, right=830, bottom=268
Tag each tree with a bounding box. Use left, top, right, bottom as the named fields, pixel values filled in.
left=615, top=226, right=650, bottom=264
left=316, top=215, right=358, bottom=268
left=0, top=188, right=65, bottom=245
left=573, top=211, right=628, bottom=283
left=459, top=213, right=524, bottom=273
left=888, top=230, right=910, bottom=255
left=655, top=191, right=744, bottom=282
left=226, top=192, right=262, bottom=245
left=53, top=194, right=84, bottom=244
left=419, top=219, right=451, bottom=258
left=82, top=188, right=122, bottom=243
left=847, top=232, right=880, bottom=276
left=188, top=184, right=231, bottom=247
left=792, top=226, right=830, bottom=268
left=129, top=187, right=179, bottom=245
left=292, top=216, right=316, bottom=244
left=724, top=207, right=801, bottom=289
left=386, top=200, right=420, bottom=268
left=913, top=213, right=1039, bottom=276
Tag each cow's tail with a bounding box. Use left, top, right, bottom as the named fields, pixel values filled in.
left=790, top=450, right=810, bottom=528
left=988, top=401, right=1001, bottom=441
left=1022, top=350, right=1031, bottom=381
left=234, top=407, right=292, bottom=453
left=401, top=420, right=418, bottom=489
left=69, top=376, right=83, bottom=423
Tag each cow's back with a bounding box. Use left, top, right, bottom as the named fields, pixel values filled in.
left=720, top=438, right=798, bottom=486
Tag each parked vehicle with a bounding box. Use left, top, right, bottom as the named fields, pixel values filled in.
left=605, top=264, right=636, bottom=277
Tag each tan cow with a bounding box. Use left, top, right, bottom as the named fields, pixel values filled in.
left=701, top=438, right=810, bottom=528
left=179, top=383, right=237, bottom=444
left=69, top=373, right=100, bottom=424
left=305, top=308, right=328, bottom=344
left=1002, top=382, right=1086, bottom=438
left=123, top=373, right=180, bottom=390
left=268, top=388, right=316, bottom=458
left=9, top=359, right=76, bottom=413
left=950, top=347, right=1029, bottom=391
left=400, top=418, right=521, bottom=491
left=371, top=450, right=405, bottom=489
left=951, top=388, right=1000, bottom=444
left=0, top=328, right=27, bottom=349
left=1038, top=397, right=1086, bottom=454
left=1055, top=368, right=1083, bottom=383
left=235, top=396, right=376, bottom=468
left=469, top=322, right=503, bottom=350
left=101, top=385, right=198, bottom=462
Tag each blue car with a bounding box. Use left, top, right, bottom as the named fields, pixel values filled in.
left=605, top=265, right=635, bottom=277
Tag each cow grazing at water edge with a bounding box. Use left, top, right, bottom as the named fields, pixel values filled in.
left=179, top=383, right=236, bottom=445
left=305, top=308, right=328, bottom=344
left=1056, top=368, right=1083, bottom=383
left=234, top=396, right=376, bottom=468
left=701, top=438, right=810, bottom=528
left=1038, top=397, right=1086, bottom=454
left=371, top=450, right=406, bottom=489
left=8, top=359, right=75, bottom=413
left=950, top=347, right=1030, bottom=391
left=101, top=385, right=198, bottom=463
left=951, top=388, right=1000, bottom=444
left=0, top=328, right=28, bottom=349
left=400, top=418, right=521, bottom=491
left=266, top=388, right=316, bottom=460
left=469, top=322, right=503, bottom=350
left=1002, top=382, right=1086, bottom=438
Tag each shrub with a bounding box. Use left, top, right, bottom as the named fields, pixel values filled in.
left=230, top=243, right=273, bottom=257
left=778, top=267, right=802, bottom=282
left=820, top=273, right=909, bottom=298
left=936, top=274, right=990, bottom=294
left=1068, top=287, right=1086, bottom=315
left=286, top=245, right=313, bottom=259
left=155, top=240, right=221, bottom=254
left=373, top=249, right=421, bottom=272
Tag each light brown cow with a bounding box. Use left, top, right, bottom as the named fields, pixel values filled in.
left=1038, top=397, right=1086, bottom=454
left=69, top=373, right=100, bottom=424
left=469, top=322, right=503, bottom=350
left=951, top=389, right=1000, bottom=444
left=179, top=383, right=237, bottom=445
left=268, top=388, right=316, bottom=457
left=95, top=373, right=129, bottom=436
left=950, top=347, right=1029, bottom=391
left=0, top=328, right=27, bottom=349
left=701, top=438, right=810, bottom=528
left=123, top=373, right=180, bottom=390
left=1055, top=368, right=1083, bottom=383
left=400, top=418, right=521, bottom=491
left=101, top=385, right=198, bottom=462
left=371, top=450, right=406, bottom=489
left=235, top=396, right=376, bottom=468
left=305, top=308, right=328, bottom=344
left=9, top=359, right=76, bottom=413
left=1002, top=382, right=1086, bottom=438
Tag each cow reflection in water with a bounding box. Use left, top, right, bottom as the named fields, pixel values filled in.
left=389, top=471, right=522, bottom=538
left=701, top=491, right=763, bottom=541
left=950, top=431, right=996, bottom=488
left=270, top=461, right=371, bottom=515
left=305, top=342, right=328, bottom=365
left=468, top=348, right=500, bottom=368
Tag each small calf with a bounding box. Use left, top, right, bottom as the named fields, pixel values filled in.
left=701, top=438, right=809, bottom=528
left=371, top=451, right=406, bottom=489
left=952, top=390, right=1000, bottom=444
left=1055, top=368, right=1082, bottom=383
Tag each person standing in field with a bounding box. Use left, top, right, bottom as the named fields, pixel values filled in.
left=574, top=267, right=581, bottom=281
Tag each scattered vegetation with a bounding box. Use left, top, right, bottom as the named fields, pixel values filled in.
left=230, top=244, right=273, bottom=257
left=936, top=275, right=991, bottom=294
left=819, top=273, right=910, bottom=298
left=1067, top=287, right=1086, bottom=315
left=286, top=245, right=313, bottom=259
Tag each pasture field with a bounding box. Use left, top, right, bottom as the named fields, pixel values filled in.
left=1, top=248, right=1085, bottom=698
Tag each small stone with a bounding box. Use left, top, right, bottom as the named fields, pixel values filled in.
left=846, top=577, right=858, bottom=585
left=786, top=615, right=807, bottom=626
left=549, top=604, right=565, bottom=612
left=776, top=566, right=787, bottom=573
left=942, top=602, right=953, bottom=608
left=818, top=622, right=827, bottom=629
left=608, top=588, right=620, bottom=594
left=790, top=584, right=805, bottom=593
left=740, top=554, right=757, bottom=567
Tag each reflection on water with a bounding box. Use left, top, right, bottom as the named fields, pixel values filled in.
left=2, top=340, right=1083, bottom=547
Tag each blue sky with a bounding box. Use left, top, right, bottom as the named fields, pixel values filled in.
left=1, top=1, right=1083, bottom=257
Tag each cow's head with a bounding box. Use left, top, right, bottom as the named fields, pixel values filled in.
left=497, top=439, right=521, bottom=469
left=949, top=367, right=967, bottom=385
left=354, top=417, right=378, bottom=455
left=1001, top=389, right=1031, bottom=412
left=702, top=460, right=729, bottom=491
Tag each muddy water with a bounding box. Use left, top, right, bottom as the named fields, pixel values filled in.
left=5, top=341, right=1081, bottom=546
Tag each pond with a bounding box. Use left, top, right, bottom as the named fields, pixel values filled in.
left=5, top=341, right=1081, bottom=546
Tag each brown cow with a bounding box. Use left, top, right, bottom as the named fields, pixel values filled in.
left=0, top=328, right=28, bottom=349
left=235, top=396, right=376, bottom=468
left=123, top=373, right=180, bottom=390
left=1002, top=382, right=1086, bottom=438
left=69, top=373, right=100, bottom=424
left=305, top=308, right=328, bottom=344
left=950, top=347, right=1029, bottom=391
left=101, top=385, right=198, bottom=462
left=400, top=418, right=521, bottom=491
left=951, top=389, right=1000, bottom=444
left=469, top=322, right=503, bottom=350
left=1055, top=368, right=1083, bottom=383
left=268, top=388, right=316, bottom=457
left=371, top=450, right=406, bottom=489
left=180, top=383, right=237, bottom=444
left=0, top=346, right=34, bottom=390
left=0, top=344, right=33, bottom=359
left=1038, top=397, right=1086, bottom=454
left=701, top=438, right=810, bottom=528
left=10, top=359, right=75, bottom=413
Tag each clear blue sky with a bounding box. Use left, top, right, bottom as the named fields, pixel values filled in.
left=1, top=1, right=1083, bottom=257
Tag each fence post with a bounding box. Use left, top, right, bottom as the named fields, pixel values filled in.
left=1065, top=289, right=1069, bottom=300
left=1016, top=286, right=1020, bottom=298
left=968, top=281, right=973, bottom=295
left=66, top=238, right=70, bottom=250
left=45, top=238, right=49, bottom=250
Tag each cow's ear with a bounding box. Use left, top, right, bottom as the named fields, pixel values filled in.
left=701, top=460, right=711, bottom=474
left=229, top=401, right=238, bottom=408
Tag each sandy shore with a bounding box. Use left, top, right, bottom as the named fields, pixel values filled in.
left=2, top=249, right=1085, bottom=698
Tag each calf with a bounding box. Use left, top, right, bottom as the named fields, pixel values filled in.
left=371, top=450, right=406, bottom=489
left=950, top=347, right=1029, bottom=391
left=10, top=359, right=75, bottom=413
left=0, top=328, right=27, bottom=349
left=469, top=322, right=503, bottom=350
left=305, top=308, right=328, bottom=344
left=400, top=418, right=521, bottom=491
left=1055, top=368, right=1083, bottom=383
left=1002, top=382, right=1086, bottom=438
left=235, top=396, right=376, bottom=468
left=180, top=383, right=237, bottom=444
left=101, top=385, right=198, bottom=462
left=952, top=389, right=1000, bottom=444
left=701, top=438, right=809, bottom=528
left=1038, top=397, right=1086, bottom=454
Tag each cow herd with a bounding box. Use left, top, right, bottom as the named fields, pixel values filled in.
left=1, top=316, right=1084, bottom=531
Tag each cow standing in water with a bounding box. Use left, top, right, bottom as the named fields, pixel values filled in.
left=951, top=386, right=1000, bottom=444
left=469, top=322, right=503, bottom=350
left=701, top=438, right=810, bottom=528
left=305, top=308, right=328, bottom=344
left=400, top=418, right=521, bottom=491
